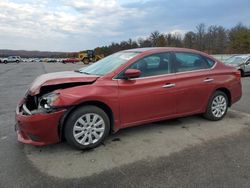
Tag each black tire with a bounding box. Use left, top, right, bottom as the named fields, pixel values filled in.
left=83, top=58, right=89, bottom=64
left=239, top=69, right=245, bottom=77
left=64, top=105, right=110, bottom=150
left=16, top=60, right=20, bottom=63
left=4, top=60, right=7, bottom=64
left=203, top=91, right=228, bottom=121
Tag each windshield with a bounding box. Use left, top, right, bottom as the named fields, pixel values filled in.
left=79, top=52, right=139, bottom=76
left=225, top=56, right=248, bottom=65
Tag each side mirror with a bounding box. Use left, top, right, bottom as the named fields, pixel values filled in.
left=124, top=69, right=141, bottom=79
left=246, top=60, right=250, bottom=65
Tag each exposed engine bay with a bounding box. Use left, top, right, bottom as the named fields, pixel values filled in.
left=20, top=82, right=94, bottom=115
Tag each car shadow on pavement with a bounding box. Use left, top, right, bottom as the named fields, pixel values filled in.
left=21, top=110, right=250, bottom=179
left=24, top=111, right=244, bottom=153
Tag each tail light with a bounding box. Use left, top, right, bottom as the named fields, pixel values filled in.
left=235, top=70, right=241, bottom=81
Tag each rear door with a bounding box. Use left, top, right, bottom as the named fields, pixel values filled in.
left=173, top=52, right=216, bottom=115
left=117, top=52, right=177, bottom=127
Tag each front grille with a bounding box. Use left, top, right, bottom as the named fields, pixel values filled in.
left=25, top=95, right=38, bottom=111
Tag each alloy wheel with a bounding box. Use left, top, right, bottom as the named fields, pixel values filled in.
left=211, top=95, right=227, bottom=118
left=73, top=113, right=105, bottom=145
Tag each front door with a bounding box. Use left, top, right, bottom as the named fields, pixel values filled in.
left=117, top=52, right=177, bottom=127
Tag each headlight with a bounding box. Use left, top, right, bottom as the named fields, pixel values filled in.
left=39, top=93, right=59, bottom=109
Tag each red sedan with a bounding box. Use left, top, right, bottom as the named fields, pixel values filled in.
left=15, top=48, right=242, bottom=149
left=62, top=58, right=80, bottom=63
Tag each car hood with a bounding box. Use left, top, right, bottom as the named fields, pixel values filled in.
left=29, top=71, right=100, bottom=95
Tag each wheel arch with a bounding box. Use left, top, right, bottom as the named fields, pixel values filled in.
left=58, top=100, right=114, bottom=141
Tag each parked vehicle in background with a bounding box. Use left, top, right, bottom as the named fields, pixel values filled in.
left=78, top=50, right=103, bottom=64
left=56, top=59, right=63, bottom=63
left=2, top=56, right=21, bottom=64
left=62, top=58, right=80, bottom=64
left=46, top=59, right=57, bottom=63
left=15, top=47, right=242, bottom=150
left=29, top=58, right=41, bottom=63
left=224, top=55, right=250, bottom=76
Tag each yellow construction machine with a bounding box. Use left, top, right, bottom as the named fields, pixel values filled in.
left=78, top=50, right=104, bottom=64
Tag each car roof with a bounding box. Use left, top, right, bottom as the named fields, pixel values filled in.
left=123, top=47, right=209, bottom=56
left=231, top=55, right=250, bottom=58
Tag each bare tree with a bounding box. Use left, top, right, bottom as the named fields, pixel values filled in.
left=184, top=31, right=196, bottom=48
left=196, top=23, right=206, bottom=50
left=150, top=31, right=161, bottom=47
left=229, top=23, right=250, bottom=53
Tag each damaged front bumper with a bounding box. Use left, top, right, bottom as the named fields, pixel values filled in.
left=15, top=98, right=66, bottom=146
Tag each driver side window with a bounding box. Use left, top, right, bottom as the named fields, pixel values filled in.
left=127, top=52, right=173, bottom=78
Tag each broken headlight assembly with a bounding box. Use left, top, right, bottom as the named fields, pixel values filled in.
left=39, top=93, right=59, bottom=110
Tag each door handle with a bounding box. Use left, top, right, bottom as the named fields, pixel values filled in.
left=203, top=78, right=214, bottom=83
left=162, top=83, right=175, bottom=88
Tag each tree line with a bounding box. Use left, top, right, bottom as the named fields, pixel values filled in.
left=95, top=23, right=250, bottom=56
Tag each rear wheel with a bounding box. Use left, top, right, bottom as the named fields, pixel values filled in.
left=203, top=91, right=228, bottom=121
left=4, top=60, right=7, bottom=64
left=64, top=105, right=110, bottom=150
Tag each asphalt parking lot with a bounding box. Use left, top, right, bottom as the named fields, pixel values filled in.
left=0, top=62, right=249, bottom=188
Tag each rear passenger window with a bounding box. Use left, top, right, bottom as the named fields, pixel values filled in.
left=174, top=52, right=212, bottom=72
left=205, top=57, right=215, bottom=67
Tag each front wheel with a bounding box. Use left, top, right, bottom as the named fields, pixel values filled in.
left=83, top=58, right=89, bottom=64
left=64, top=105, right=110, bottom=150
left=203, top=91, right=228, bottom=121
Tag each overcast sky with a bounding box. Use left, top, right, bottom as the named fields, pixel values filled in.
left=0, top=0, right=249, bottom=52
